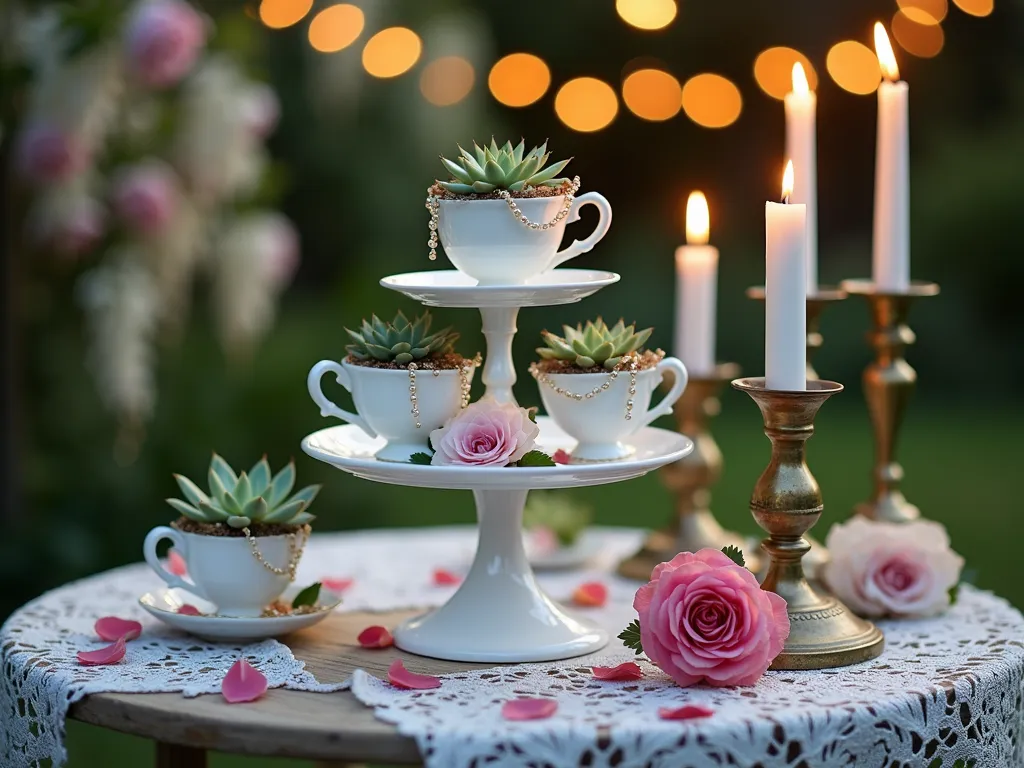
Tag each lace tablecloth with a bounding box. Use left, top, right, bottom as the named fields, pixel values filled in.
left=4, top=525, right=1024, bottom=768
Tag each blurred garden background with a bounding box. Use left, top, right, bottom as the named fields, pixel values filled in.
left=2, top=0, right=1023, bottom=764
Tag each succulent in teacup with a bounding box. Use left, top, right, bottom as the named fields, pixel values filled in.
left=438, top=138, right=571, bottom=195
left=345, top=310, right=460, bottom=365
left=523, top=491, right=593, bottom=547
left=537, top=319, right=653, bottom=371
left=167, top=454, right=319, bottom=529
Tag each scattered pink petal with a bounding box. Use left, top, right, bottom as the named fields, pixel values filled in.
left=572, top=581, right=608, bottom=607
left=433, top=568, right=461, bottom=587
left=77, top=637, right=127, bottom=666
left=221, top=659, right=268, bottom=703
left=387, top=659, right=441, bottom=690
left=321, top=577, right=354, bottom=593
left=552, top=449, right=571, bottom=465
left=502, top=698, right=558, bottom=721
left=592, top=662, right=644, bottom=681
left=658, top=705, right=715, bottom=721
left=527, top=525, right=560, bottom=556
left=357, top=625, right=394, bottom=649
left=177, top=604, right=201, bottom=615
left=94, top=616, right=143, bottom=642
left=167, top=548, right=188, bottom=576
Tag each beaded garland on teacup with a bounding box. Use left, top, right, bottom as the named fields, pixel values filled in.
left=406, top=353, right=480, bottom=429
left=529, top=353, right=642, bottom=422
left=425, top=176, right=582, bottom=262
left=243, top=523, right=309, bottom=581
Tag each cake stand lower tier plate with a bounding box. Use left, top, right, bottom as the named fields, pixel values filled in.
left=301, top=418, right=692, bottom=661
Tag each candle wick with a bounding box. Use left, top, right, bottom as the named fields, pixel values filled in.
left=782, top=194, right=790, bottom=205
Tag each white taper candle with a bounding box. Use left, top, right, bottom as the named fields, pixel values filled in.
left=765, top=161, right=807, bottom=391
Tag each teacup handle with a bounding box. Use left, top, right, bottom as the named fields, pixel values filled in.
left=640, top=357, right=689, bottom=429
left=307, top=360, right=377, bottom=438
left=143, top=526, right=209, bottom=600
left=550, top=192, right=613, bottom=270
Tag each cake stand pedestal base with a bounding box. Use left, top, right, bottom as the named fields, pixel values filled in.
left=394, top=489, right=608, bottom=663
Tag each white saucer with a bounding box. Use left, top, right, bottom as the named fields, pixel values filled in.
left=139, top=585, right=342, bottom=642
left=527, top=529, right=605, bottom=571
left=380, top=269, right=620, bottom=308
left=301, top=416, right=693, bottom=491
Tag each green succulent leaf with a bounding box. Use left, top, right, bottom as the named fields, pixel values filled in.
left=525, top=157, right=571, bottom=185
left=267, top=461, right=296, bottom=507
left=233, top=472, right=252, bottom=505
left=439, top=181, right=476, bottom=195
left=261, top=499, right=306, bottom=524
left=292, top=582, right=321, bottom=609
left=437, top=140, right=571, bottom=193
left=290, top=485, right=321, bottom=507
left=290, top=511, right=316, bottom=525
left=537, top=319, right=654, bottom=369
left=220, top=491, right=244, bottom=516
left=227, top=515, right=251, bottom=529
left=198, top=500, right=231, bottom=522
left=345, top=310, right=460, bottom=365
left=242, top=496, right=267, bottom=522
left=248, top=458, right=271, bottom=496
left=210, top=453, right=237, bottom=491
left=166, top=498, right=209, bottom=522
left=173, top=474, right=209, bottom=508
left=440, top=156, right=473, bottom=184
left=207, top=469, right=228, bottom=504
left=471, top=180, right=496, bottom=193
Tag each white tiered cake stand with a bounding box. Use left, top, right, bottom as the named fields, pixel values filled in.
left=301, top=269, right=693, bottom=662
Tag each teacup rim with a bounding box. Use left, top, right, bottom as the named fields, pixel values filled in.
left=437, top=195, right=575, bottom=208
left=341, top=358, right=466, bottom=375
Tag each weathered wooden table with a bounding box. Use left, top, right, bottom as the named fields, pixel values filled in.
left=70, top=609, right=479, bottom=766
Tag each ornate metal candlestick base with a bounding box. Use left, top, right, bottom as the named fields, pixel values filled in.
left=746, top=286, right=847, bottom=380
left=733, top=377, right=884, bottom=670
left=842, top=279, right=940, bottom=523
left=618, top=363, right=756, bottom=581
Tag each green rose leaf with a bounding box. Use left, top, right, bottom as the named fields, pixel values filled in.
left=409, top=452, right=433, bottom=465
left=517, top=450, right=556, bottom=467
left=618, top=618, right=643, bottom=655
left=292, top=582, right=322, bottom=609
left=721, top=545, right=746, bottom=568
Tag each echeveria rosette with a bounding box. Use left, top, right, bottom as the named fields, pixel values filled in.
left=822, top=517, right=964, bottom=618
left=429, top=401, right=541, bottom=467
left=437, top=138, right=571, bottom=195
left=630, top=549, right=790, bottom=688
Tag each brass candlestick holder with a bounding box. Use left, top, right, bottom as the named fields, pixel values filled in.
left=842, top=279, right=940, bottom=523
left=746, top=285, right=848, bottom=380
left=617, top=363, right=757, bottom=581
left=732, top=377, right=884, bottom=669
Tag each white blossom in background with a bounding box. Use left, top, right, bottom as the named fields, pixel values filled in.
left=214, top=212, right=299, bottom=355
left=143, top=196, right=206, bottom=334
left=78, top=255, right=160, bottom=423
left=27, top=176, right=106, bottom=258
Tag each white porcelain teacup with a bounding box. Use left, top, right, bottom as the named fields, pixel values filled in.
left=307, top=359, right=474, bottom=462
left=437, top=192, right=612, bottom=286
left=143, top=527, right=299, bottom=618
left=538, top=357, right=689, bottom=462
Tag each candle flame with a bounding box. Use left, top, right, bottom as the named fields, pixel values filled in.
left=791, top=62, right=809, bottom=95
left=685, top=191, right=710, bottom=245
left=781, top=160, right=794, bottom=203
left=874, top=22, right=900, bottom=81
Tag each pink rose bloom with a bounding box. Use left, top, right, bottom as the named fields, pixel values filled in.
left=111, top=161, right=179, bottom=235
left=241, top=83, right=281, bottom=138
left=430, top=401, right=540, bottom=467
left=124, top=0, right=206, bottom=88
left=634, top=549, right=790, bottom=687
left=822, top=517, right=963, bottom=618
left=16, top=123, right=89, bottom=184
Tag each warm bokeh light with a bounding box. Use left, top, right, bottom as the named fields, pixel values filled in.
left=892, top=10, right=945, bottom=58
left=615, top=0, right=677, bottom=30
left=753, top=47, right=818, bottom=100
left=792, top=62, right=810, bottom=95
left=622, top=68, right=682, bottom=121
left=782, top=160, right=795, bottom=202
left=554, top=77, right=619, bottom=132
left=874, top=22, right=900, bottom=81
left=488, top=53, right=551, bottom=107
left=307, top=4, right=364, bottom=53
left=259, top=0, right=313, bottom=29
left=420, top=56, right=475, bottom=106
left=685, top=191, right=710, bottom=245
left=361, top=27, right=422, bottom=79
left=826, top=41, right=882, bottom=95
left=681, top=74, right=742, bottom=129
left=898, top=0, right=948, bottom=24
left=952, top=0, right=993, bottom=16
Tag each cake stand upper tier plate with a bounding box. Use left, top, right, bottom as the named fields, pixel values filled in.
left=301, top=416, right=692, bottom=491
left=379, top=269, right=620, bottom=308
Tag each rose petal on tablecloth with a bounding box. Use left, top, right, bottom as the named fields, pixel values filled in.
left=177, top=604, right=201, bottom=615
left=321, top=577, right=354, bottom=592
left=167, top=549, right=188, bottom=576
left=572, top=581, right=608, bottom=607
left=433, top=568, right=461, bottom=586
left=658, top=704, right=714, bottom=721
left=94, top=616, right=142, bottom=642
left=592, top=662, right=644, bottom=681
left=357, top=625, right=394, bottom=649
left=388, top=660, right=441, bottom=690
left=502, top=698, right=558, bottom=721
left=552, top=449, right=571, bottom=465
left=77, top=637, right=127, bottom=666
left=221, top=659, right=268, bottom=703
